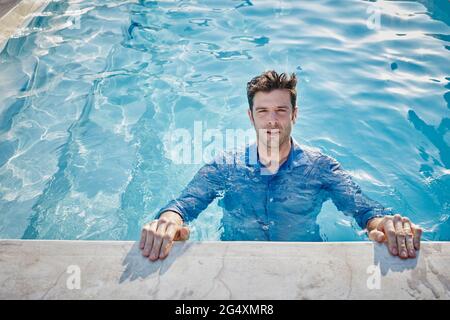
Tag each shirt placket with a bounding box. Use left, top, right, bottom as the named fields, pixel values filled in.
left=263, top=173, right=277, bottom=240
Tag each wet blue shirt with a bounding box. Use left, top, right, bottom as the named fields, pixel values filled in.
left=157, top=139, right=391, bottom=241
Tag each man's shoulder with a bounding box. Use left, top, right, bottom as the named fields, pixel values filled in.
left=293, top=143, right=341, bottom=170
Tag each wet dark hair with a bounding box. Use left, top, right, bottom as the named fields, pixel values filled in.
left=246, top=70, right=297, bottom=111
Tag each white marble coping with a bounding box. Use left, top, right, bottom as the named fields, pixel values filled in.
left=0, top=240, right=449, bottom=300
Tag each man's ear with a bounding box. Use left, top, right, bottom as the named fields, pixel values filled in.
left=248, top=108, right=255, bottom=126
left=292, top=106, right=298, bottom=124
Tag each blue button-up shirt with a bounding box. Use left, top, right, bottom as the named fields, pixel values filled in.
left=157, top=139, right=391, bottom=241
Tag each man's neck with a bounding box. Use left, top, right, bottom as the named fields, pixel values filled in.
left=257, top=137, right=292, bottom=169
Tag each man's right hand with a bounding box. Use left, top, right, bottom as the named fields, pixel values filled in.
left=140, top=211, right=190, bottom=261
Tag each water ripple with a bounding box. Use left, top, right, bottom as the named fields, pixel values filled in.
left=0, top=0, right=449, bottom=240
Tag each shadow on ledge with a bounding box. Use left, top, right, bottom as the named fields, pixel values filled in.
left=119, top=241, right=194, bottom=283
left=373, top=243, right=419, bottom=276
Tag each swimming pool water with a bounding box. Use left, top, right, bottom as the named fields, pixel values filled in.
left=0, top=0, right=449, bottom=241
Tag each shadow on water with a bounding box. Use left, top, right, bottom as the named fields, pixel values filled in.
left=373, top=242, right=419, bottom=276
left=405, top=0, right=450, bottom=240
left=407, top=77, right=450, bottom=240
left=119, top=241, right=195, bottom=283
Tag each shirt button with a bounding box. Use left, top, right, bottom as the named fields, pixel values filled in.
left=269, top=197, right=274, bottom=202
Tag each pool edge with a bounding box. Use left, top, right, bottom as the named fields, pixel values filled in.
left=1, top=239, right=449, bottom=299
left=0, top=0, right=51, bottom=52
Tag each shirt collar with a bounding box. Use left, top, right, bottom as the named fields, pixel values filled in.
left=245, top=137, right=303, bottom=171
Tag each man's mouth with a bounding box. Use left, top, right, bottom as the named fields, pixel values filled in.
left=266, top=129, right=280, bottom=136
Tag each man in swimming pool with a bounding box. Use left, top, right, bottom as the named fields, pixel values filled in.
left=140, top=70, right=422, bottom=261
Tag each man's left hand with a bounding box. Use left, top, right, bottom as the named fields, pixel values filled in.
left=367, top=214, right=422, bottom=259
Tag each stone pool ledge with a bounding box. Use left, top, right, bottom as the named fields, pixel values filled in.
left=0, top=240, right=449, bottom=300
left=0, top=0, right=50, bottom=52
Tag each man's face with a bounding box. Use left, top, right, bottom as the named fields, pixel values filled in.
left=248, top=89, right=298, bottom=149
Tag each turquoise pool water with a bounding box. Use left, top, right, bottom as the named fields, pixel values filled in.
left=0, top=0, right=449, bottom=241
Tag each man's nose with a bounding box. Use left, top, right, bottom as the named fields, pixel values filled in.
left=267, top=112, right=279, bottom=126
